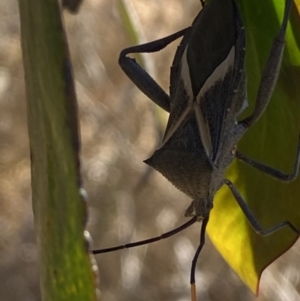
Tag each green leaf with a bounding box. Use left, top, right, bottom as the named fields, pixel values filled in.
left=18, top=0, right=98, bottom=300
left=207, top=0, right=300, bottom=294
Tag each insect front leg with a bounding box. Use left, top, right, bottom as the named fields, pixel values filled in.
left=239, top=0, right=293, bottom=128
left=223, top=179, right=300, bottom=236
left=236, top=135, right=300, bottom=181
left=119, top=28, right=189, bottom=112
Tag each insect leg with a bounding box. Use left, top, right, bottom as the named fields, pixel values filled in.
left=236, top=135, right=300, bottom=181
left=223, top=179, right=300, bottom=236
left=239, top=0, right=293, bottom=128
left=119, top=28, right=189, bottom=112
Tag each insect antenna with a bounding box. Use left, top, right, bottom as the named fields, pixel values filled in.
left=190, top=216, right=209, bottom=301
left=92, top=216, right=198, bottom=254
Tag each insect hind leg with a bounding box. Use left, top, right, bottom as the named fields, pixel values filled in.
left=239, top=0, right=293, bottom=128
left=119, top=28, right=189, bottom=112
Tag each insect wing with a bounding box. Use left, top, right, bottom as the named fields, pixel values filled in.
left=164, top=0, right=246, bottom=161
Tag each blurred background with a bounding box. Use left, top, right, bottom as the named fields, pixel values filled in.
left=1, top=0, right=300, bottom=300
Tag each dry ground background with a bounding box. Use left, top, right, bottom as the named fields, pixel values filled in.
left=1, top=0, right=300, bottom=300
